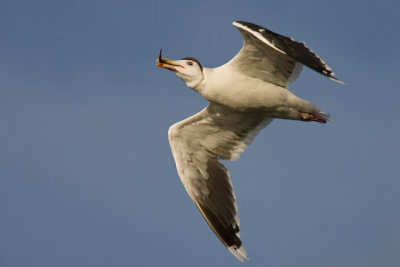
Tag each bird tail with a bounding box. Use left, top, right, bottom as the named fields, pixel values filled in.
left=319, top=112, right=332, bottom=123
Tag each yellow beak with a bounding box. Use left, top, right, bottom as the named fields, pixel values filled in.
left=156, top=49, right=185, bottom=70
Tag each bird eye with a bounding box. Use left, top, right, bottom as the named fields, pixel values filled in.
left=186, top=61, right=193, bottom=66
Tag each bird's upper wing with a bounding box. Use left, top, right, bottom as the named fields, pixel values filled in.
left=168, top=103, right=272, bottom=262
left=224, top=21, right=342, bottom=87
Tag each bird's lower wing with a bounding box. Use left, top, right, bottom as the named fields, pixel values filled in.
left=168, top=103, right=272, bottom=261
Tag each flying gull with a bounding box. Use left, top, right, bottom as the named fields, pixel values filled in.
left=156, top=21, right=342, bottom=262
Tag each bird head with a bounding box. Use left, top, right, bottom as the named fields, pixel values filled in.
left=156, top=49, right=204, bottom=88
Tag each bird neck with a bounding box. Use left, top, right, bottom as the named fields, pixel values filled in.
left=185, top=78, right=204, bottom=90
left=181, top=70, right=207, bottom=92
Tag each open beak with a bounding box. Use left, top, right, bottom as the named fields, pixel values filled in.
left=156, top=49, right=185, bottom=70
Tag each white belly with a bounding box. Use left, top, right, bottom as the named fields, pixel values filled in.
left=194, top=70, right=322, bottom=120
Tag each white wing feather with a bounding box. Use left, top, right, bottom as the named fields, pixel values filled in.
left=225, top=21, right=343, bottom=87
left=168, top=103, right=272, bottom=261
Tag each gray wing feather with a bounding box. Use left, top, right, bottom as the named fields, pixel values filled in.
left=168, top=103, right=272, bottom=261
left=226, top=21, right=342, bottom=87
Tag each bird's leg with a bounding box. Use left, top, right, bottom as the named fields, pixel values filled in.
left=300, top=112, right=327, bottom=123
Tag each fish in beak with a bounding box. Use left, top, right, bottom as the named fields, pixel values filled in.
left=156, top=49, right=185, bottom=71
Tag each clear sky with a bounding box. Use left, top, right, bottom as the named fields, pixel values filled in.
left=1, top=1, right=399, bottom=266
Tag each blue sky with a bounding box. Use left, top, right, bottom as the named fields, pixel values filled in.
left=1, top=0, right=399, bottom=266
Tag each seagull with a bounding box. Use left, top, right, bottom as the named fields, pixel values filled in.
left=156, top=21, right=342, bottom=262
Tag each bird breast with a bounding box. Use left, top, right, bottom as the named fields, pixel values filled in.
left=197, top=67, right=291, bottom=110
